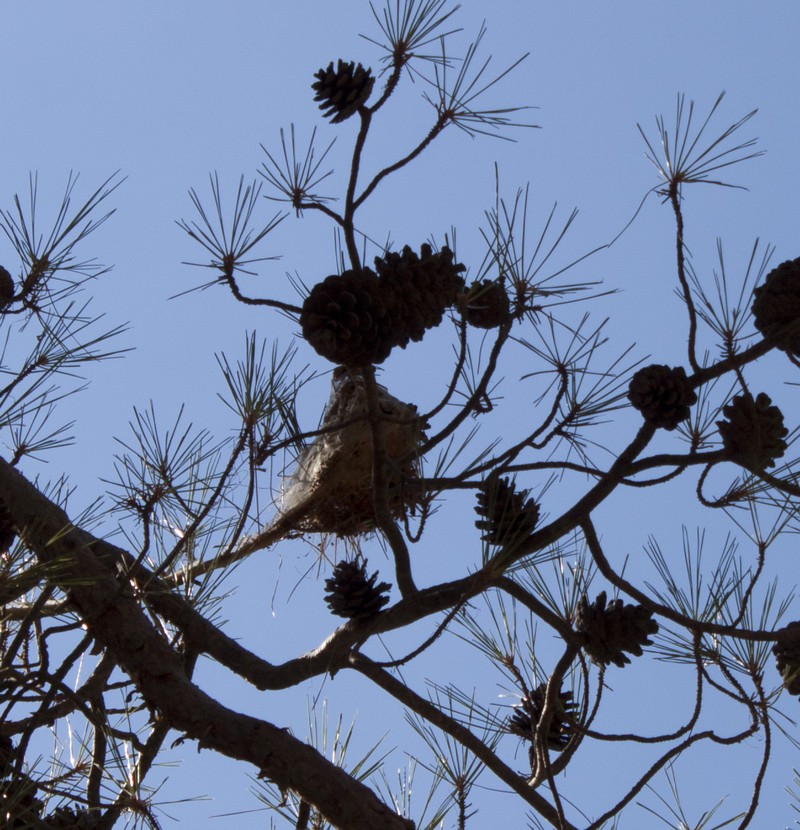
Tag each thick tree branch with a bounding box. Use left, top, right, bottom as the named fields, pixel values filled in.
left=0, top=458, right=412, bottom=830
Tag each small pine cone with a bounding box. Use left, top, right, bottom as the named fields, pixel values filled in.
left=474, top=476, right=539, bottom=548
left=300, top=268, right=396, bottom=365
left=458, top=280, right=510, bottom=329
left=374, top=244, right=466, bottom=349
left=324, top=558, right=391, bottom=620
left=575, top=591, right=658, bottom=668
left=751, top=257, right=800, bottom=355
left=774, top=622, right=800, bottom=696
left=628, top=364, right=697, bottom=430
left=716, top=392, right=788, bottom=471
left=507, top=683, right=577, bottom=751
left=312, top=60, right=375, bottom=124
left=0, top=266, right=14, bottom=310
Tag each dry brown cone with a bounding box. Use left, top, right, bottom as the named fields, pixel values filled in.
left=474, top=476, right=540, bottom=549
left=507, top=683, right=577, bottom=751
left=300, top=268, right=396, bottom=366
left=628, top=364, right=697, bottom=430
left=324, top=558, right=391, bottom=620
left=312, top=60, right=375, bottom=123
left=716, top=391, right=788, bottom=471
left=575, top=591, right=658, bottom=667
left=751, top=257, right=800, bottom=355
left=373, top=244, right=465, bottom=348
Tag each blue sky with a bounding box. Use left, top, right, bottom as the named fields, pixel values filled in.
left=2, top=2, right=800, bottom=828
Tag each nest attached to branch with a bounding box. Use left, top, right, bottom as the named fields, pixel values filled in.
left=277, top=367, right=426, bottom=536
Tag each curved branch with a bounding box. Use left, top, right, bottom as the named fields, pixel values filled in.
left=353, top=114, right=449, bottom=212
left=669, top=182, right=701, bottom=374
left=580, top=516, right=781, bottom=644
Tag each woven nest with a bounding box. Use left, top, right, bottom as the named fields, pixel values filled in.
left=277, top=368, right=426, bottom=536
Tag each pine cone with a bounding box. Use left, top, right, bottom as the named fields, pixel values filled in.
left=774, top=622, right=800, bottom=696
left=0, top=266, right=14, bottom=310
left=575, top=591, right=658, bottom=668
left=716, top=392, right=788, bottom=470
left=752, top=257, right=800, bottom=355
left=374, top=244, right=465, bottom=349
left=312, top=60, right=375, bottom=123
left=458, top=279, right=511, bottom=329
left=628, top=364, right=697, bottom=430
left=474, top=476, right=539, bottom=548
left=324, top=558, right=391, bottom=620
left=300, top=268, right=396, bottom=365
left=507, top=683, right=577, bottom=751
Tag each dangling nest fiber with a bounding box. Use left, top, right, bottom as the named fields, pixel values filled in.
left=276, top=367, right=426, bottom=536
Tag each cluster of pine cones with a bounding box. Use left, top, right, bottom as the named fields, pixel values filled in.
left=575, top=591, right=658, bottom=667
left=716, top=391, right=788, bottom=471
left=323, top=558, right=391, bottom=620
left=628, top=364, right=697, bottom=430
left=752, top=257, right=800, bottom=356
left=507, top=683, right=577, bottom=752
left=300, top=244, right=465, bottom=366
left=474, top=476, right=540, bottom=550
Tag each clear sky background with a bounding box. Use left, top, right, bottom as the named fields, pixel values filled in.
left=2, top=2, right=800, bottom=828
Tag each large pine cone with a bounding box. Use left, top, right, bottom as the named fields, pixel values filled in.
left=716, top=392, right=788, bottom=471
left=373, top=244, right=465, bottom=349
left=300, top=268, right=396, bottom=365
left=474, top=476, right=539, bottom=548
left=508, top=683, right=577, bottom=751
left=312, top=60, right=375, bottom=123
left=628, top=364, right=697, bottom=430
left=752, top=257, right=800, bottom=355
left=0, top=266, right=14, bottom=310
left=324, top=558, right=391, bottom=620
left=458, top=279, right=511, bottom=329
left=774, top=622, right=800, bottom=696
left=575, top=591, right=658, bottom=668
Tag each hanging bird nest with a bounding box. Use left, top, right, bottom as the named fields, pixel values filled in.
left=276, top=367, right=426, bottom=536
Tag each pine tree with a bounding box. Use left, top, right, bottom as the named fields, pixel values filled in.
left=1, top=3, right=799, bottom=828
